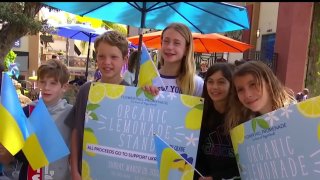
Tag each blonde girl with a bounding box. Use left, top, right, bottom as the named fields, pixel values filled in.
left=143, top=22, right=203, bottom=97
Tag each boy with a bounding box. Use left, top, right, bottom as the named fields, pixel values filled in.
left=65, top=31, right=129, bottom=180
left=0, top=59, right=73, bottom=179
left=296, top=88, right=309, bottom=102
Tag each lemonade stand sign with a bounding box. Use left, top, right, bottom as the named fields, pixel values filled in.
left=230, top=96, right=320, bottom=180
left=82, top=82, right=203, bottom=180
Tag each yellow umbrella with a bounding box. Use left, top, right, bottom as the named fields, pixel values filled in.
left=28, top=76, right=37, bottom=81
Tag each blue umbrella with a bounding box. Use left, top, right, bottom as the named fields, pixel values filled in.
left=44, top=2, right=249, bottom=33
left=44, top=2, right=250, bottom=85
left=52, top=24, right=107, bottom=80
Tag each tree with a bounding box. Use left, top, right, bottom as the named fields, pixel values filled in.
left=306, top=2, right=320, bottom=97
left=0, top=2, right=50, bottom=67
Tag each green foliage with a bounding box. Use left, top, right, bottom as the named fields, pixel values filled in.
left=4, top=50, right=17, bottom=71
left=0, top=2, right=53, bottom=64
left=0, top=3, right=44, bottom=35
left=306, top=3, right=320, bottom=97
left=103, top=21, right=127, bottom=35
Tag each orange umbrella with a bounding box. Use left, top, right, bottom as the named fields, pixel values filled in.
left=128, top=31, right=253, bottom=53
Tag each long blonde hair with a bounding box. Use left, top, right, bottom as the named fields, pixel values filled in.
left=225, top=61, right=295, bottom=132
left=160, top=23, right=195, bottom=95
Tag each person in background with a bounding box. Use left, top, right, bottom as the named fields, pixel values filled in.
left=234, top=59, right=246, bottom=66
left=225, top=61, right=295, bottom=133
left=123, top=50, right=139, bottom=85
left=143, top=22, right=204, bottom=97
left=198, top=61, right=208, bottom=79
left=295, top=88, right=309, bottom=102
left=65, top=31, right=130, bottom=180
left=52, top=54, right=59, bottom=60
left=194, top=63, right=239, bottom=180
left=93, top=69, right=102, bottom=82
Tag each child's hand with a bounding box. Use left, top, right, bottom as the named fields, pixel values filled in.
left=142, top=85, right=159, bottom=96
left=0, top=143, right=14, bottom=164
left=72, top=172, right=81, bottom=180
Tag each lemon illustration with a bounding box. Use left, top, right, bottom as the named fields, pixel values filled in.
left=318, top=123, right=320, bottom=143
left=230, top=124, right=245, bottom=153
left=180, top=94, right=203, bottom=108
left=138, top=60, right=158, bottom=87
left=88, top=83, right=106, bottom=104
left=185, top=108, right=203, bottom=130
left=83, top=128, right=98, bottom=157
left=105, top=83, right=126, bottom=99
left=82, top=160, right=91, bottom=180
left=297, top=96, right=320, bottom=118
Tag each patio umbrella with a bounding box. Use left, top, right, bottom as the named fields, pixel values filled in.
left=52, top=23, right=107, bottom=80
left=44, top=2, right=250, bottom=85
left=128, top=31, right=253, bottom=53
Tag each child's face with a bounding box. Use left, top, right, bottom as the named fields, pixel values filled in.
left=206, top=71, right=230, bottom=103
left=234, top=74, right=272, bottom=114
left=96, top=42, right=127, bottom=83
left=38, top=76, right=67, bottom=106
left=201, top=63, right=207, bottom=71
left=161, top=28, right=187, bottom=64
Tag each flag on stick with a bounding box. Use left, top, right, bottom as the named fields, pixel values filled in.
left=0, top=72, right=28, bottom=155
left=153, top=133, right=204, bottom=180
left=22, top=98, right=70, bottom=170
left=137, top=43, right=165, bottom=88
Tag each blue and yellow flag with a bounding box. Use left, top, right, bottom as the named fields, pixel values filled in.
left=153, top=134, right=202, bottom=180
left=22, top=98, right=70, bottom=170
left=0, top=72, right=28, bottom=155
left=137, top=43, right=165, bottom=88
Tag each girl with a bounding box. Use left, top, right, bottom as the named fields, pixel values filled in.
left=194, top=63, right=239, bottom=180
left=226, top=61, right=296, bottom=132
left=143, top=22, right=203, bottom=97
left=123, top=50, right=139, bottom=85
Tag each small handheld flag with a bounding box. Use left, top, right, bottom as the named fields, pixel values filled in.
left=22, top=98, right=70, bottom=170
left=137, top=43, right=165, bottom=88
left=153, top=133, right=204, bottom=179
left=0, top=72, right=28, bottom=155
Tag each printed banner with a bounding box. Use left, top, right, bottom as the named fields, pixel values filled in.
left=82, top=82, right=204, bottom=179
left=230, top=96, right=320, bottom=180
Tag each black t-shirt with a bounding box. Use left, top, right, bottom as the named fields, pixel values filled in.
left=198, top=71, right=207, bottom=79
left=194, top=108, right=239, bottom=180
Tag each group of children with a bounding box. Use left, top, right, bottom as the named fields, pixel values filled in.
left=0, top=22, right=298, bottom=180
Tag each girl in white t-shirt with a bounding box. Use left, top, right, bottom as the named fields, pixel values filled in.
left=143, top=22, right=203, bottom=97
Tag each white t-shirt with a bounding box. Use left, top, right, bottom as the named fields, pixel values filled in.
left=157, top=74, right=204, bottom=97
left=123, top=71, right=135, bottom=86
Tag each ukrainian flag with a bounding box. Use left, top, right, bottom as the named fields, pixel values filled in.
left=137, top=43, right=165, bottom=88
left=0, top=72, right=28, bottom=155
left=154, top=134, right=197, bottom=180
left=22, top=98, right=70, bottom=170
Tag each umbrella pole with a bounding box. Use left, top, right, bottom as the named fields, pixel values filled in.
left=133, top=31, right=143, bottom=87
left=85, top=35, right=92, bottom=81
left=133, top=2, right=146, bottom=87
